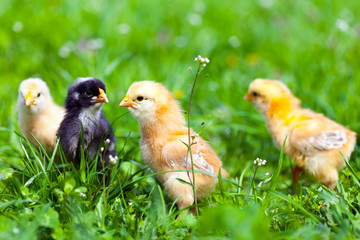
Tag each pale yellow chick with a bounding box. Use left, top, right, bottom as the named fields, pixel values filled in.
left=17, top=78, right=65, bottom=151
left=120, top=81, right=228, bottom=211
left=245, top=79, right=356, bottom=189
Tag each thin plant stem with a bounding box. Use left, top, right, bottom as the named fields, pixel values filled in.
left=249, top=166, right=258, bottom=196
left=186, top=64, right=202, bottom=217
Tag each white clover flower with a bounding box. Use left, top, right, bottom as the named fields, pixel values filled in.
left=79, top=192, right=86, bottom=198
left=109, top=155, right=118, bottom=165
left=100, top=147, right=104, bottom=152
left=13, top=227, right=19, bottom=234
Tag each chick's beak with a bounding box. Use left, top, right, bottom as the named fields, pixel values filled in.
left=119, top=95, right=134, bottom=108
left=94, top=88, right=109, bottom=103
left=244, top=93, right=252, bottom=102
left=25, top=92, right=35, bottom=106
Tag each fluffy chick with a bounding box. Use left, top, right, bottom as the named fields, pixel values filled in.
left=245, top=78, right=356, bottom=189
left=58, top=77, right=116, bottom=169
left=120, top=81, right=228, bottom=211
left=17, top=78, right=65, bottom=151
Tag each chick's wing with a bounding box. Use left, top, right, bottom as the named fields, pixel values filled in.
left=289, top=112, right=348, bottom=154
left=161, top=132, right=221, bottom=174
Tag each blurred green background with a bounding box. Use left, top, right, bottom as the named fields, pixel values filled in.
left=1, top=0, right=360, bottom=239
left=2, top=0, right=359, bottom=174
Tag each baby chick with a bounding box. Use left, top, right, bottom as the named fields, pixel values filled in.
left=120, top=81, right=228, bottom=211
left=58, top=77, right=116, bottom=169
left=245, top=78, right=356, bottom=189
left=17, top=78, right=65, bottom=151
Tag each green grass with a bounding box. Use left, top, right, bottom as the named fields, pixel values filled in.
left=1, top=0, right=360, bottom=239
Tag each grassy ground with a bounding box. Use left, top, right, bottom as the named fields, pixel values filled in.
left=1, top=0, right=360, bottom=239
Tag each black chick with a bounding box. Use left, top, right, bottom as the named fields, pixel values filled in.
left=58, top=77, right=116, bottom=170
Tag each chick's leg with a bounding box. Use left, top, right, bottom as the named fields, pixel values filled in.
left=292, top=165, right=304, bottom=185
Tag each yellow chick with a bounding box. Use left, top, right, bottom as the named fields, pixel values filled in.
left=245, top=79, right=356, bottom=189
left=120, top=81, right=228, bottom=211
left=17, top=78, right=65, bottom=151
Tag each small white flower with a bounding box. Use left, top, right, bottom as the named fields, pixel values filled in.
left=12, top=21, right=23, bottom=32
left=253, top=160, right=257, bottom=165
left=109, top=155, right=118, bottom=165
left=58, top=45, right=71, bottom=58
left=193, top=0, right=206, bottom=13
left=187, top=13, right=202, bottom=26
left=336, top=19, right=349, bottom=32
left=100, top=147, right=104, bottom=152
left=105, top=139, right=111, bottom=144
left=128, top=202, right=133, bottom=206
left=194, top=57, right=198, bottom=62
left=87, top=38, right=104, bottom=51
left=203, top=63, right=206, bottom=67
left=118, top=23, right=131, bottom=34
left=265, top=172, right=270, bottom=176
left=13, top=227, right=19, bottom=234
left=258, top=0, right=274, bottom=8
left=254, top=157, right=266, bottom=166
left=79, top=192, right=86, bottom=198
left=58, top=41, right=74, bottom=58
left=188, top=67, right=192, bottom=71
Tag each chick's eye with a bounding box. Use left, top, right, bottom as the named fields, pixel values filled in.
left=84, top=90, right=92, bottom=96
left=137, top=96, right=144, bottom=101
left=252, top=92, right=259, bottom=97
left=37, top=93, right=41, bottom=97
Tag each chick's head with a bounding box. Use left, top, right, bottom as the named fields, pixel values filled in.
left=120, top=81, right=184, bottom=125
left=244, top=78, right=300, bottom=115
left=66, top=77, right=109, bottom=110
left=18, top=78, right=52, bottom=114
